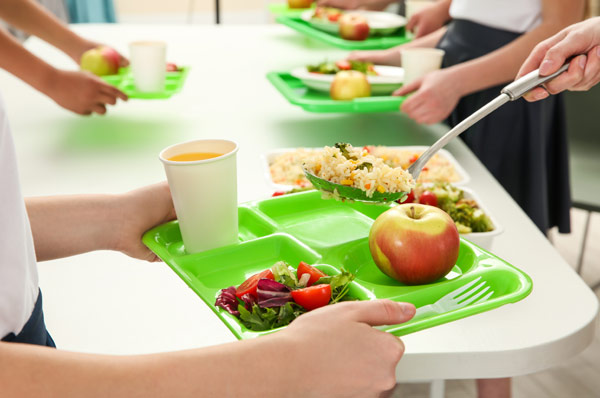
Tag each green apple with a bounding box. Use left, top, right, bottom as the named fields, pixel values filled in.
left=80, top=46, right=120, bottom=76
left=369, top=204, right=460, bottom=285
left=330, top=70, right=371, bottom=100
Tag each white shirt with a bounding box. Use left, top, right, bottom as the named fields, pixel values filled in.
left=0, top=95, right=39, bottom=338
left=450, top=0, right=542, bottom=33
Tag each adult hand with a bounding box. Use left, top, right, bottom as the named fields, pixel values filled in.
left=406, top=0, right=450, bottom=38
left=111, top=182, right=177, bottom=262
left=348, top=47, right=402, bottom=66
left=43, top=69, right=128, bottom=115
left=517, top=17, right=600, bottom=101
left=278, top=299, right=415, bottom=398
left=394, top=68, right=461, bottom=124
left=317, top=0, right=395, bottom=11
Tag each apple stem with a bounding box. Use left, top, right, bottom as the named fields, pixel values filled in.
left=410, top=205, right=416, bottom=219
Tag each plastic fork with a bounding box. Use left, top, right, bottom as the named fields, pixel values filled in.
left=412, top=277, right=494, bottom=320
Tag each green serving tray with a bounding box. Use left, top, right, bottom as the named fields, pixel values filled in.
left=268, top=2, right=315, bottom=18
left=101, top=67, right=189, bottom=99
left=276, top=15, right=410, bottom=50
left=267, top=71, right=405, bottom=113
left=143, top=190, right=532, bottom=340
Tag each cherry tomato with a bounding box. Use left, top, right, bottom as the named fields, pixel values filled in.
left=272, top=191, right=285, bottom=197
left=235, top=269, right=274, bottom=298
left=419, top=191, right=438, bottom=207
left=335, top=60, right=352, bottom=70
left=328, top=13, right=341, bottom=22
left=297, top=261, right=327, bottom=286
left=362, top=145, right=371, bottom=153
left=399, top=190, right=415, bottom=204
left=291, top=284, right=332, bottom=310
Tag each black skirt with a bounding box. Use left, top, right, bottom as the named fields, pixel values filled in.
left=437, top=19, right=571, bottom=233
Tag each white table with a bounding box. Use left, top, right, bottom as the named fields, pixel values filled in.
left=1, top=24, right=597, bottom=385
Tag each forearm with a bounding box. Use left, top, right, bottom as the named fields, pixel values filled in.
left=0, top=0, right=93, bottom=61
left=449, top=6, right=584, bottom=96
left=403, top=26, right=447, bottom=50
left=25, top=194, right=121, bottom=261
left=0, top=336, right=291, bottom=397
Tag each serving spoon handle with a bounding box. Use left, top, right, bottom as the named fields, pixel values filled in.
left=407, top=62, right=570, bottom=181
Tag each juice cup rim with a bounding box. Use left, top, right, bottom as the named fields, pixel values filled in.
left=129, top=40, right=167, bottom=48
left=401, top=48, right=445, bottom=57
left=159, top=139, right=239, bottom=166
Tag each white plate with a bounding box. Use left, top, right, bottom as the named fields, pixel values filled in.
left=301, top=10, right=406, bottom=36
left=291, top=65, right=404, bottom=95
left=262, top=145, right=470, bottom=192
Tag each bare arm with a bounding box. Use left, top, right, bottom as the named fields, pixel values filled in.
left=0, top=0, right=99, bottom=63
left=0, top=300, right=415, bottom=398
left=441, top=0, right=585, bottom=96
left=26, top=183, right=175, bottom=262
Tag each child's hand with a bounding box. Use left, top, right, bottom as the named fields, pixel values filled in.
left=43, top=69, right=127, bottom=115
left=70, top=40, right=129, bottom=68
left=347, top=47, right=402, bottom=66
left=110, top=182, right=177, bottom=262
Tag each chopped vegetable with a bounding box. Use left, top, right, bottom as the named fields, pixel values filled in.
left=215, top=287, right=240, bottom=316
left=335, top=142, right=357, bottom=160
left=356, top=162, right=373, bottom=172
left=235, top=269, right=274, bottom=298
left=291, top=284, right=332, bottom=311
left=271, top=261, right=299, bottom=289
left=314, top=268, right=355, bottom=303
left=297, top=261, right=327, bottom=286
left=306, top=60, right=377, bottom=76
left=419, top=191, right=438, bottom=207
left=256, top=279, right=293, bottom=308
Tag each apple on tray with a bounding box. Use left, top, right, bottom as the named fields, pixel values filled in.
left=80, top=46, right=120, bottom=76
left=330, top=70, right=371, bottom=100
left=338, top=13, right=370, bottom=41
left=288, top=0, right=313, bottom=9
left=369, top=204, right=460, bottom=285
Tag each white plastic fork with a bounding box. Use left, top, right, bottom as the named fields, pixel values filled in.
left=413, top=277, right=494, bottom=320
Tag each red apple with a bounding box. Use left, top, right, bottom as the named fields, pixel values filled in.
left=166, top=62, right=179, bottom=72
left=338, top=13, right=370, bottom=41
left=288, top=0, right=313, bottom=9
left=80, top=46, right=120, bottom=76
left=369, top=204, right=459, bottom=285
left=330, top=70, right=371, bottom=100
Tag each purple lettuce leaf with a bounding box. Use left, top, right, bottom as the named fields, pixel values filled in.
left=257, top=279, right=292, bottom=308
left=215, top=286, right=240, bottom=316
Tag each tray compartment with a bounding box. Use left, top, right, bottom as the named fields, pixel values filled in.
left=254, top=190, right=392, bottom=249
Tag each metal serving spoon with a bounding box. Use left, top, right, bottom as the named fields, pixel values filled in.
left=305, top=63, right=570, bottom=202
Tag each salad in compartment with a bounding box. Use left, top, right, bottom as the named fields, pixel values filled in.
left=216, top=261, right=357, bottom=331
left=307, top=60, right=378, bottom=75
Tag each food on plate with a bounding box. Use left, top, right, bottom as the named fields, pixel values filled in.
left=339, top=13, right=370, bottom=41
left=369, top=204, right=460, bottom=285
left=80, top=46, right=120, bottom=76
left=268, top=146, right=462, bottom=188
left=411, top=183, right=494, bottom=234
left=330, top=71, right=371, bottom=100
left=303, top=143, right=414, bottom=198
left=306, top=60, right=378, bottom=76
left=364, top=146, right=463, bottom=183
left=312, top=6, right=344, bottom=22
left=288, top=0, right=314, bottom=9
left=215, top=261, right=356, bottom=331
left=166, top=62, right=180, bottom=72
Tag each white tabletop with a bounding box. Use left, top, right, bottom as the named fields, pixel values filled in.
left=1, top=24, right=597, bottom=382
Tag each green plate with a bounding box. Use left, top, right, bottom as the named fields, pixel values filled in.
left=267, top=72, right=405, bottom=113
left=268, top=2, right=315, bottom=18
left=276, top=15, right=410, bottom=50
left=101, top=67, right=189, bottom=99
left=143, top=190, right=532, bottom=340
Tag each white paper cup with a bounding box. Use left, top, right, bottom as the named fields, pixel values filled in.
left=129, top=41, right=166, bottom=93
left=401, top=48, right=445, bottom=85
left=160, top=139, right=239, bottom=254
left=405, top=0, right=436, bottom=38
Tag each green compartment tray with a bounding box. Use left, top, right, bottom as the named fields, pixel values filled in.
left=268, top=2, right=315, bottom=18
left=101, top=67, right=189, bottom=99
left=143, top=190, right=532, bottom=340
left=267, top=72, right=405, bottom=113
left=276, top=15, right=410, bottom=50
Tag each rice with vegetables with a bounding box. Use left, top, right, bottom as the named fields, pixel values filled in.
left=303, top=143, right=415, bottom=197
left=269, top=149, right=317, bottom=188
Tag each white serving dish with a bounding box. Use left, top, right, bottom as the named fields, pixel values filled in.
left=290, top=65, right=404, bottom=95
left=451, top=186, right=503, bottom=250
left=262, top=145, right=470, bottom=192
left=301, top=10, right=406, bottom=36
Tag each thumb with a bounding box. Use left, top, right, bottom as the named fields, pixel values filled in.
left=406, top=15, right=418, bottom=32
left=539, top=32, right=589, bottom=76
left=342, top=300, right=416, bottom=326
left=394, top=77, right=422, bottom=96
